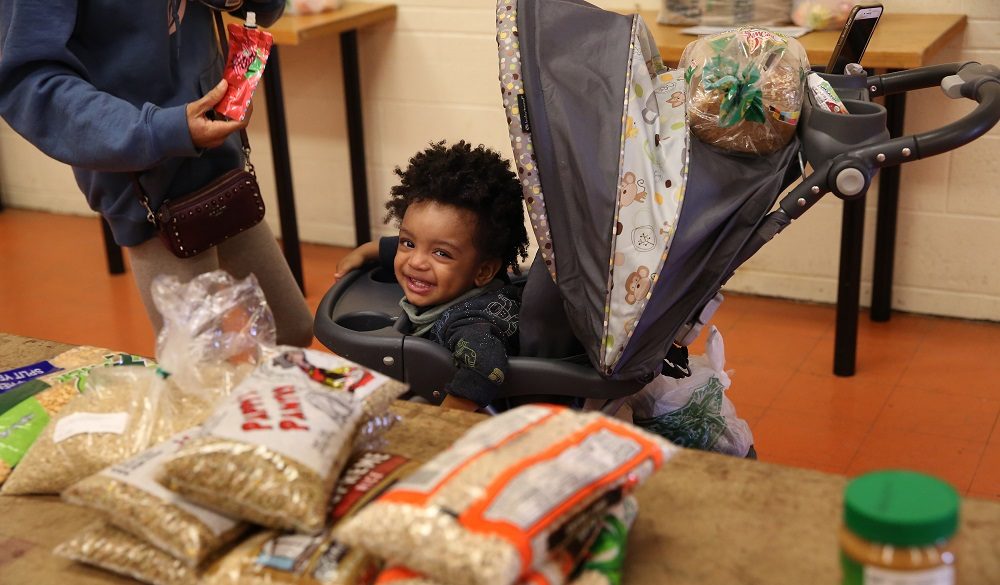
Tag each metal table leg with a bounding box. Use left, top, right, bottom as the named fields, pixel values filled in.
left=340, top=29, right=371, bottom=246
left=262, top=46, right=306, bottom=293
left=871, top=82, right=906, bottom=322
left=101, top=216, right=126, bottom=275
left=834, top=198, right=866, bottom=376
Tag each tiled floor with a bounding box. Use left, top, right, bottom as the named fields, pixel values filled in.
left=1, top=209, right=998, bottom=500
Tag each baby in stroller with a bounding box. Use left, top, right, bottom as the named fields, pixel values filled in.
left=332, top=140, right=529, bottom=412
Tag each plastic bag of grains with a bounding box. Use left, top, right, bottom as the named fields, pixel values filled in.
left=158, top=348, right=408, bottom=534
left=0, top=347, right=154, bottom=485
left=336, top=406, right=677, bottom=585
left=55, top=522, right=200, bottom=585
left=204, top=452, right=418, bottom=585
left=1, top=365, right=168, bottom=495
left=371, top=496, right=638, bottom=585
left=62, top=426, right=247, bottom=566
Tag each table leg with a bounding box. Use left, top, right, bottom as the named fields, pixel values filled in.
left=100, top=216, right=126, bottom=275
left=871, top=83, right=906, bottom=322
left=834, top=198, right=865, bottom=376
left=340, top=29, right=371, bottom=246
left=262, top=46, right=306, bottom=294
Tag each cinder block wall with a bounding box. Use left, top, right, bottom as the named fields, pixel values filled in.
left=1, top=0, right=997, bottom=320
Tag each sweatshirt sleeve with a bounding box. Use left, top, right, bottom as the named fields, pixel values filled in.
left=0, top=1, right=196, bottom=172
left=441, top=319, right=510, bottom=408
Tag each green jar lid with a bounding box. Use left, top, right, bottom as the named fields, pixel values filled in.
left=844, top=470, right=960, bottom=547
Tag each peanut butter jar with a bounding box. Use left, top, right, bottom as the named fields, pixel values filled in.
left=840, top=470, right=959, bottom=585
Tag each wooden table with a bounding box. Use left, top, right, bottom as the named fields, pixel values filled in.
left=101, top=4, right=398, bottom=294
left=2, top=333, right=999, bottom=584
left=646, top=12, right=969, bottom=377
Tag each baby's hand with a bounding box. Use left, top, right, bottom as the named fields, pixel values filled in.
left=332, top=240, right=380, bottom=283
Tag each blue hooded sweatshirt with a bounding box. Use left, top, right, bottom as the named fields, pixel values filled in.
left=0, top=0, right=284, bottom=246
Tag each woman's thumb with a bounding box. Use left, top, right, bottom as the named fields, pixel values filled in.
left=195, top=80, right=229, bottom=112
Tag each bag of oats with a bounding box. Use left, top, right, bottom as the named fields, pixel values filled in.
left=336, top=406, right=677, bottom=585
left=0, top=348, right=154, bottom=485
left=55, top=522, right=200, bottom=585
left=204, top=452, right=418, bottom=585
left=2, top=365, right=167, bottom=495
left=159, top=348, right=407, bottom=534
left=63, top=427, right=247, bottom=567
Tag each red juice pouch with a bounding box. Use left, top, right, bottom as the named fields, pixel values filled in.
left=214, top=14, right=273, bottom=122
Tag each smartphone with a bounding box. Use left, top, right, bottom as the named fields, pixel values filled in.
left=825, top=4, right=883, bottom=74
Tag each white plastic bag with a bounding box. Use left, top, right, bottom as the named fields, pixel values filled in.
left=627, top=326, right=753, bottom=457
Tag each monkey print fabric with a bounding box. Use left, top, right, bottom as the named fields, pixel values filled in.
left=602, top=29, right=689, bottom=373
left=158, top=348, right=407, bottom=534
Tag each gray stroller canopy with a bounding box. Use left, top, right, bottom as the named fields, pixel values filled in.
left=498, top=0, right=800, bottom=383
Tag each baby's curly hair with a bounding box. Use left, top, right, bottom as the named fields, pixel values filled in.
left=385, top=140, right=529, bottom=275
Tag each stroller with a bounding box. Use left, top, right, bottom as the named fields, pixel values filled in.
left=314, top=0, right=1000, bottom=413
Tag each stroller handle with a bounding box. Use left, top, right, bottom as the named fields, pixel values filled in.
left=780, top=62, right=1000, bottom=220
left=866, top=62, right=1000, bottom=160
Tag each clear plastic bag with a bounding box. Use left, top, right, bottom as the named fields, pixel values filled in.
left=336, top=406, right=677, bottom=585
left=152, top=270, right=276, bottom=398
left=0, top=347, right=153, bottom=485
left=628, top=326, right=753, bottom=457
left=372, top=496, right=639, bottom=585
left=2, top=366, right=165, bottom=495
left=680, top=28, right=809, bottom=154
left=62, top=427, right=246, bottom=567
left=791, top=0, right=852, bottom=31
left=55, top=522, right=199, bottom=585
left=203, top=452, right=417, bottom=585
left=159, top=348, right=408, bottom=534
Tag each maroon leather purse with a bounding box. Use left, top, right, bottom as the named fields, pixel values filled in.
left=133, top=12, right=265, bottom=259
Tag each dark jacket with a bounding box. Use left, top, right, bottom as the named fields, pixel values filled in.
left=380, top=236, right=520, bottom=407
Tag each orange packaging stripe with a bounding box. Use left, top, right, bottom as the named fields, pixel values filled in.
left=374, top=566, right=423, bottom=583
left=460, top=420, right=663, bottom=572
left=381, top=405, right=563, bottom=506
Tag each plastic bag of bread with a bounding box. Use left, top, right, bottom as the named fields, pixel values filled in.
left=55, top=522, right=200, bottom=585
left=158, top=348, right=408, bottom=534
left=0, top=348, right=154, bottom=485
left=63, top=427, right=247, bottom=567
left=204, top=452, right=418, bottom=585
left=336, top=406, right=677, bottom=585
left=681, top=28, right=809, bottom=154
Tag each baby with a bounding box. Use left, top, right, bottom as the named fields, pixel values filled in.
left=333, top=141, right=529, bottom=411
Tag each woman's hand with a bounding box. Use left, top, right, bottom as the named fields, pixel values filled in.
left=186, top=80, right=251, bottom=149
left=332, top=240, right=380, bottom=283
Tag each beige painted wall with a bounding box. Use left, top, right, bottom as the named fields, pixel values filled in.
left=1, top=0, right=998, bottom=320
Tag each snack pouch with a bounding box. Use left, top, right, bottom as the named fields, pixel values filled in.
left=336, top=406, right=677, bottom=585
left=0, top=348, right=153, bottom=484
left=680, top=28, right=809, bottom=154
left=214, top=13, right=274, bottom=122
left=158, top=348, right=407, bottom=534
left=205, top=452, right=418, bottom=585
left=63, top=427, right=246, bottom=567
